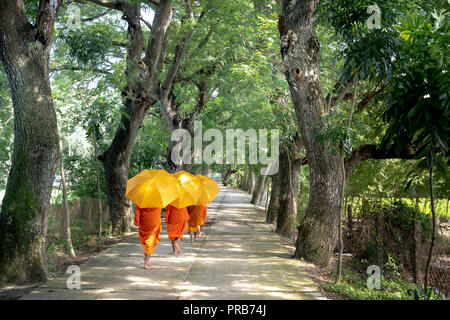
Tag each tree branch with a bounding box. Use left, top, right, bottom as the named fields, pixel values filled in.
left=35, top=0, right=63, bottom=46
left=356, top=82, right=388, bottom=111
left=81, top=10, right=111, bottom=21
left=186, top=25, right=213, bottom=60
left=160, top=10, right=205, bottom=94
left=142, top=0, right=173, bottom=90
left=140, top=17, right=152, bottom=31
left=82, top=0, right=125, bottom=11
left=344, top=143, right=415, bottom=179
left=185, top=0, right=194, bottom=20
left=50, top=64, right=112, bottom=74
left=143, top=0, right=160, bottom=6
left=325, top=76, right=355, bottom=109
left=195, top=76, right=209, bottom=114
left=156, top=32, right=170, bottom=72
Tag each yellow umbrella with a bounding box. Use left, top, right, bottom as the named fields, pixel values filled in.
left=169, top=171, right=203, bottom=209
left=196, top=175, right=220, bottom=205
left=125, top=169, right=181, bottom=208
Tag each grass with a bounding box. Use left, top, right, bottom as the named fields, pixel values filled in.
left=45, top=223, right=128, bottom=278
left=401, top=198, right=449, bottom=218
left=324, top=267, right=417, bottom=300
left=323, top=267, right=447, bottom=300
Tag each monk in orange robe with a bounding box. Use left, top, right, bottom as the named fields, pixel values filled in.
left=165, top=205, right=190, bottom=255
left=187, top=205, right=205, bottom=243
left=134, top=206, right=162, bottom=269
left=198, top=204, right=207, bottom=238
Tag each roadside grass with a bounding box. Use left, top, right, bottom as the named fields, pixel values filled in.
left=323, top=267, right=446, bottom=300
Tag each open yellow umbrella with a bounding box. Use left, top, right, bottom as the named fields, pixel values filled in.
left=196, top=175, right=220, bottom=205
left=169, top=170, right=203, bottom=209
left=125, top=169, right=181, bottom=208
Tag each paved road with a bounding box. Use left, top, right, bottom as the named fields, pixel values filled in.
left=22, top=186, right=325, bottom=300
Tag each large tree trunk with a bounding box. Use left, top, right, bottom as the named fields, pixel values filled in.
left=99, top=1, right=173, bottom=234
left=0, top=0, right=61, bottom=283
left=279, top=0, right=343, bottom=267
left=101, top=104, right=146, bottom=234
left=251, top=175, right=268, bottom=205
left=266, top=172, right=281, bottom=224
left=275, top=150, right=302, bottom=238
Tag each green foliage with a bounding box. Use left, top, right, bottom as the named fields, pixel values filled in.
left=59, top=23, right=123, bottom=68
left=409, top=284, right=447, bottom=300
left=385, top=201, right=432, bottom=236
left=63, top=154, right=106, bottom=200
left=381, top=9, right=449, bottom=164
left=316, top=0, right=410, bottom=82
left=129, top=116, right=171, bottom=175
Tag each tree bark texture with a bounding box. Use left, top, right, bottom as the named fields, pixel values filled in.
left=274, top=149, right=302, bottom=238
left=280, top=0, right=344, bottom=266
left=266, top=172, right=280, bottom=224
left=0, top=0, right=62, bottom=283
left=251, top=175, right=268, bottom=205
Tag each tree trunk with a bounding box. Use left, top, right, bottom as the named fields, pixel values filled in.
left=93, top=135, right=103, bottom=237
left=280, top=0, right=343, bottom=267
left=0, top=0, right=61, bottom=284
left=347, top=203, right=353, bottom=231
left=264, top=180, right=270, bottom=213
left=201, top=164, right=211, bottom=177
left=58, top=135, right=76, bottom=258
left=222, top=167, right=235, bottom=186
left=240, top=172, right=247, bottom=191
left=266, top=172, right=281, bottom=224
left=412, top=220, right=422, bottom=284
left=275, top=149, right=301, bottom=238
left=164, top=116, right=194, bottom=173
left=248, top=166, right=256, bottom=194
left=251, top=175, right=268, bottom=205
left=424, top=164, right=437, bottom=292
left=336, top=148, right=345, bottom=282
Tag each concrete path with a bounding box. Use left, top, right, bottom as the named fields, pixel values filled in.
left=21, top=186, right=325, bottom=300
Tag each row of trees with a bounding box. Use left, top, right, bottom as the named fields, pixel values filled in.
left=0, top=0, right=448, bottom=287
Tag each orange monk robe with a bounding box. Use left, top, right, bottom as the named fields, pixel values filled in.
left=200, top=204, right=207, bottom=226
left=165, top=205, right=190, bottom=240
left=187, top=205, right=205, bottom=233
left=134, top=206, right=162, bottom=255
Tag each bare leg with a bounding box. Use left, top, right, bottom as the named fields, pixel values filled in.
left=198, top=226, right=205, bottom=237
left=174, top=238, right=181, bottom=255
left=144, top=253, right=151, bottom=269
left=170, top=240, right=176, bottom=254
left=189, top=232, right=194, bottom=243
